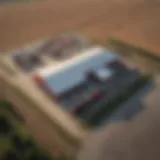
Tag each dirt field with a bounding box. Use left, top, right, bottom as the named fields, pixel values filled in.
left=0, top=0, right=160, bottom=54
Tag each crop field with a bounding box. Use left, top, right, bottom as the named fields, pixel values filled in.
left=0, top=0, right=160, bottom=54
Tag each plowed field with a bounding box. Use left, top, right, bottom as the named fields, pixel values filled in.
left=0, top=0, right=160, bottom=54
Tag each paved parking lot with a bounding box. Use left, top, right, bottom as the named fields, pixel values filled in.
left=78, top=76, right=160, bottom=160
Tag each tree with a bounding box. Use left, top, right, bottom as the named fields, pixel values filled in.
left=0, top=116, right=12, bottom=135
left=11, top=133, right=27, bottom=152
left=24, top=137, right=34, bottom=149
left=3, top=150, right=20, bottom=160
left=28, top=149, right=51, bottom=160
left=28, top=150, right=41, bottom=160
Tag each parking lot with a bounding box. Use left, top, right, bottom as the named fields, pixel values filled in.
left=78, top=76, right=160, bottom=160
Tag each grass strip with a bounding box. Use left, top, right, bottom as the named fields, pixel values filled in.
left=108, top=37, right=160, bottom=64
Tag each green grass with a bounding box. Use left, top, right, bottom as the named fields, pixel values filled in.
left=87, top=75, right=151, bottom=126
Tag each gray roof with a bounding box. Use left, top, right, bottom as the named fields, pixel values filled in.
left=43, top=47, right=117, bottom=95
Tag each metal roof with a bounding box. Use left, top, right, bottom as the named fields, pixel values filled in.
left=37, top=47, right=117, bottom=95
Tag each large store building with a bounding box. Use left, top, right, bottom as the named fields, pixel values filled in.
left=0, top=34, right=150, bottom=157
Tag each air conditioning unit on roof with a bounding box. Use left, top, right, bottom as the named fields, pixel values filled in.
left=95, top=68, right=113, bottom=82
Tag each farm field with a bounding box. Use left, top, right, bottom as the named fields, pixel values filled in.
left=0, top=0, right=160, bottom=54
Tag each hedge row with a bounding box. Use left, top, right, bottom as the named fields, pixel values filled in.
left=108, top=37, right=160, bottom=64
left=87, top=75, right=151, bottom=126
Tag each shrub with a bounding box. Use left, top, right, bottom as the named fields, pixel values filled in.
left=0, top=116, right=12, bottom=135
left=11, top=133, right=27, bottom=152
left=0, top=100, right=24, bottom=123
left=2, top=150, right=20, bottom=160
left=23, top=137, right=35, bottom=149
left=28, top=149, right=50, bottom=160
